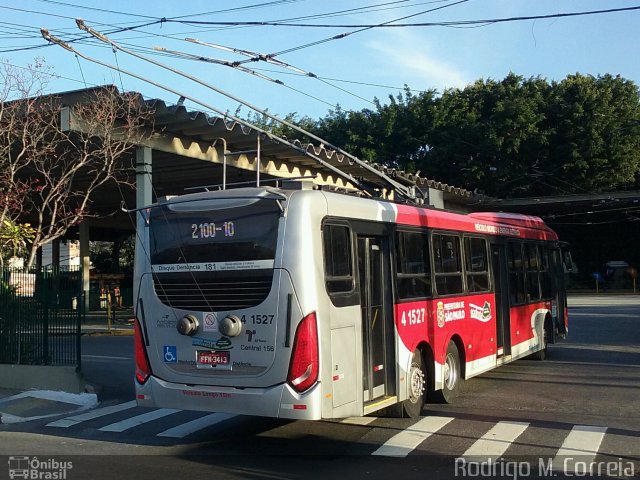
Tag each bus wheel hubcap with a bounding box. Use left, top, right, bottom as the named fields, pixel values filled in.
left=409, top=364, right=425, bottom=402
left=444, top=354, right=458, bottom=390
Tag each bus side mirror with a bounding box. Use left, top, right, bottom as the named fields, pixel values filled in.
left=562, top=251, right=574, bottom=273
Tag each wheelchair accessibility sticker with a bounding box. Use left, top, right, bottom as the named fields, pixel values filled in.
left=164, top=345, right=177, bottom=363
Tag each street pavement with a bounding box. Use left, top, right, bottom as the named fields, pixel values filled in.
left=0, top=294, right=638, bottom=480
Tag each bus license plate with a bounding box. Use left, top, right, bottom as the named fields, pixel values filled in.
left=196, top=350, right=230, bottom=368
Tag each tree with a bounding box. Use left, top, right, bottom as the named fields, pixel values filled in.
left=309, top=73, right=640, bottom=198
left=424, top=74, right=552, bottom=196
left=0, top=60, right=151, bottom=268
left=542, top=74, right=640, bottom=195
left=0, top=59, right=51, bottom=266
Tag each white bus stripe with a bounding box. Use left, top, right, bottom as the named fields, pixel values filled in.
left=372, top=416, right=455, bottom=457
left=99, top=408, right=180, bottom=432
left=157, top=413, right=236, bottom=438
left=552, top=425, right=607, bottom=472
left=462, top=421, right=529, bottom=459
left=46, top=401, right=138, bottom=428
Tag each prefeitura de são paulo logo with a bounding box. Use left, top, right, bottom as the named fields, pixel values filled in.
left=436, top=301, right=445, bottom=328
left=8, top=456, right=72, bottom=479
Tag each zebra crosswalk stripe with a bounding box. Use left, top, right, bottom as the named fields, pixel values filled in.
left=99, top=408, right=180, bottom=433
left=157, top=412, right=236, bottom=438
left=552, top=425, right=608, bottom=473
left=43, top=403, right=618, bottom=466
left=372, top=416, right=455, bottom=457
left=462, top=421, right=529, bottom=459
left=46, top=401, right=138, bottom=428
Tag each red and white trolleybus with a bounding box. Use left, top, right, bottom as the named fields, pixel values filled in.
left=133, top=183, right=569, bottom=419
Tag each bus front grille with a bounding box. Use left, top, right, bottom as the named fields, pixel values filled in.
left=153, top=271, right=273, bottom=311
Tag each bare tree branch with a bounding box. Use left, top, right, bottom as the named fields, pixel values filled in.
left=0, top=62, right=152, bottom=268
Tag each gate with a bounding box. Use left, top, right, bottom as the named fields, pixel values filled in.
left=0, top=266, right=83, bottom=369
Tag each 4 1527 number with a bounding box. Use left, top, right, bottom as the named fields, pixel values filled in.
left=400, top=307, right=426, bottom=326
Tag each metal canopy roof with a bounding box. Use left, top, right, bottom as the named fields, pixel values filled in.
left=19, top=86, right=481, bottom=240
left=51, top=86, right=477, bottom=204
left=144, top=95, right=476, bottom=203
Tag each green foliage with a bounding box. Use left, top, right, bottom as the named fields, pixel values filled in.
left=90, top=236, right=135, bottom=273
left=302, top=73, right=640, bottom=198
left=0, top=219, right=35, bottom=260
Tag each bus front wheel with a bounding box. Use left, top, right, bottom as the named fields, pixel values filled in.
left=433, top=342, right=463, bottom=403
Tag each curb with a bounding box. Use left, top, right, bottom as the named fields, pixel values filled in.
left=0, top=390, right=98, bottom=425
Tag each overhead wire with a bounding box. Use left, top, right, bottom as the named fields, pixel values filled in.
left=0, top=16, right=387, bottom=109
left=40, top=27, right=371, bottom=194
left=71, top=20, right=415, bottom=199
left=5, top=3, right=640, bottom=51
left=154, top=46, right=339, bottom=109
left=32, top=0, right=308, bottom=20
left=0, top=59, right=100, bottom=88
left=259, top=0, right=452, bottom=23
left=251, top=68, right=428, bottom=93
left=7, top=2, right=638, bottom=155
left=163, top=5, right=640, bottom=29
left=239, top=0, right=471, bottom=60
left=179, top=38, right=375, bottom=105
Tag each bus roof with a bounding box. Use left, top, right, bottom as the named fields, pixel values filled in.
left=395, top=204, right=558, bottom=241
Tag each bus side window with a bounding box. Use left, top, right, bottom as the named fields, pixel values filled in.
left=464, top=237, right=490, bottom=293
left=323, top=224, right=355, bottom=294
left=433, top=233, right=464, bottom=296
left=396, top=230, right=432, bottom=300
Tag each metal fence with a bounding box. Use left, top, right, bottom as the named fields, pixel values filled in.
left=0, top=266, right=82, bottom=368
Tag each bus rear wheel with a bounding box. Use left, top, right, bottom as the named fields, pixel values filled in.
left=402, top=350, right=427, bottom=418
left=433, top=342, right=463, bottom=403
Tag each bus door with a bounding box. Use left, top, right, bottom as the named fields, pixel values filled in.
left=491, top=244, right=512, bottom=357
left=357, top=235, right=395, bottom=403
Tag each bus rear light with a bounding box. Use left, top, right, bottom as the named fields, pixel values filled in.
left=134, top=318, right=151, bottom=385
left=287, top=312, right=319, bottom=393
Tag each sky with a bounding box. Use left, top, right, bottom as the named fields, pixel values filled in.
left=1, top=0, right=639, bottom=121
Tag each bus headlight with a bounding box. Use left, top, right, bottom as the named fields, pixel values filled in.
left=177, top=314, right=199, bottom=336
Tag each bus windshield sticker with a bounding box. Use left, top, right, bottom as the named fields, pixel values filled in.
left=203, top=312, right=219, bottom=332
left=191, top=336, right=234, bottom=351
